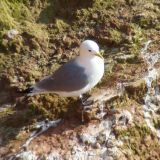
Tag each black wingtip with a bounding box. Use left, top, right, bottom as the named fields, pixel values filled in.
left=17, top=87, right=34, bottom=95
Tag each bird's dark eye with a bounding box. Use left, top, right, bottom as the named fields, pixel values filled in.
left=88, top=50, right=91, bottom=52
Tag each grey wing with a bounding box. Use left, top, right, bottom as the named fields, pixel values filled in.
left=35, top=59, right=89, bottom=92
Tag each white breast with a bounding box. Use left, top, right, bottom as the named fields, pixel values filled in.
left=77, top=56, right=104, bottom=89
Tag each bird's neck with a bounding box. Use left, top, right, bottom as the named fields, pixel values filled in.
left=76, top=55, right=104, bottom=68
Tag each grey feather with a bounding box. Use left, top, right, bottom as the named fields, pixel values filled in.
left=34, top=59, right=89, bottom=92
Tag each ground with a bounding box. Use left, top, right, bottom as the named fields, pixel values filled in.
left=0, top=0, right=160, bottom=159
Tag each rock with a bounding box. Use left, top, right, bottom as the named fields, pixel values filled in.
left=116, top=110, right=133, bottom=125
left=79, top=133, right=96, bottom=145
left=1, top=1, right=160, bottom=160
left=77, top=86, right=124, bottom=121
left=114, top=53, right=137, bottom=63
left=124, top=79, right=146, bottom=100
left=6, top=29, right=19, bottom=39
left=15, top=151, right=37, bottom=160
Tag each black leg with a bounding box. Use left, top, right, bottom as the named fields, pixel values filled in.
left=79, top=94, right=94, bottom=123
left=79, top=94, right=94, bottom=106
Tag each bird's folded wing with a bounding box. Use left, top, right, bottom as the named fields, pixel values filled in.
left=35, top=59, right=89, bottom=92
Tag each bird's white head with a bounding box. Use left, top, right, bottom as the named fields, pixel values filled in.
left=79, top=40, right=103, bottom=59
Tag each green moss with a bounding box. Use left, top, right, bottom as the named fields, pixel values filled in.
left=54, top=19, right=70, bottom=33
left=0, top=0, right=48, bottom=47
left=0, top=0, right=33, bottom=29
left=108, top=29, right=122, bottom=45
left=155, top=23, right=160, bottom=30
left=117, top=125, right=151, bottom=139
left=22, top=21, right=48, bottom=41
left=153, top=118, right=160, bottom=129
left=92, top=0, right=117, bottom=9
left=0, top=106, right=37, bottom=145
left=0, top=1, right=160, bottom=157
left=116, top=124, right=160, bottom=158
left=0, top=1, right=17, bottom=29
left=0, top=107, right=15, bottom=118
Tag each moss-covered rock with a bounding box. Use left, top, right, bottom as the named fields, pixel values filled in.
left=0, top=0, right=160, bottom=158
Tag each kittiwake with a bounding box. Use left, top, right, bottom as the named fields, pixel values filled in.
left=25, top=40, right=104, bottom=104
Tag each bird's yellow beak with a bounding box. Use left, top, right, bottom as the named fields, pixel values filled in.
left=95, top=51, right=103, bottom=59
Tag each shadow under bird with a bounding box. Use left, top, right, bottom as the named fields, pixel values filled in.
left=23, top=40, right=104, bottom=105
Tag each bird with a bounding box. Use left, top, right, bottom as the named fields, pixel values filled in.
left=24, top=40, right=104, bottom=105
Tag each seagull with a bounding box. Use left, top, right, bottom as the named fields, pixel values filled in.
left=24, top=40, right=104, bottom=105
